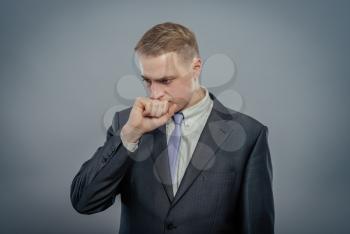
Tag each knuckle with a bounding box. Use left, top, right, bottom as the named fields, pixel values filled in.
left=135, top=97, right=142, bottom=103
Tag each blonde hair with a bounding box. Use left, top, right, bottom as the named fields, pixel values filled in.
left=135, top=22, right=200, bottom=63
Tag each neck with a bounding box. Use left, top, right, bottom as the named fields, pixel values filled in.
left=183, top=87, right=206, bottom=110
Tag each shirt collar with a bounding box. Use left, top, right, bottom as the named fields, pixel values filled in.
left=166, top=86, right=212, bottom=127
left=181, top=86, right=211, bottom=121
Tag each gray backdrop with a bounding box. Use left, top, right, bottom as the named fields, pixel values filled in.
left=1, top=0, right=349, bottom=233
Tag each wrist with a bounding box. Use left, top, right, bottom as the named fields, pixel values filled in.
left=121, top=123, right=143, bottom=143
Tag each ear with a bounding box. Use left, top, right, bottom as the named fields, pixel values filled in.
left=192, top=57, right=202, bottom=79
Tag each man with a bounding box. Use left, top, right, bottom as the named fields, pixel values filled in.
left=71, top=22, right=274, bottom=234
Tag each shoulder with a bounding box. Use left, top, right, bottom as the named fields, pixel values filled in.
left=210, top=93, right=268, bottom=141
left=222, top=107, right=269, bottom=150
left=231, top=110, right=267, bottom=134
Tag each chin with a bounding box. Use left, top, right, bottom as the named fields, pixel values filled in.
left=176, top=103, right=188, bottom=113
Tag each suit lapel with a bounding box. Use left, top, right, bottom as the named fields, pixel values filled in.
left=151, top=125, right=175, bottom=202
left=171, top=94, right=235, bottom=206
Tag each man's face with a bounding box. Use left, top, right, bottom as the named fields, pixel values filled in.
left=137, top=52, right=200, bottom=113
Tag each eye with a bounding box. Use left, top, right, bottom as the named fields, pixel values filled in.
left=159, top=79, right=172, bottom=85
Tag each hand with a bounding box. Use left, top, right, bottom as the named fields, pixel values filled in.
left=121, top=97, right=177, bottom=143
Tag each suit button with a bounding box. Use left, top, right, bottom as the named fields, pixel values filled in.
left=166, top=223, right=177, bottom=230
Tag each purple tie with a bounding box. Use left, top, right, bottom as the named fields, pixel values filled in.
left=168, top=112, right=184, bottom=184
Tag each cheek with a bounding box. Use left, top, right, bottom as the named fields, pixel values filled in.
left=166, top=83, right=193, bottom=106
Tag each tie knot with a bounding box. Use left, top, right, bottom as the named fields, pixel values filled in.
left=172, top=112, right=184, bottom=125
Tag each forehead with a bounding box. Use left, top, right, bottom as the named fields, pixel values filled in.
left=137, top=52, right=187, bottom=79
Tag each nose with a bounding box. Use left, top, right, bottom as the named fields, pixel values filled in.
left=149, top=82, right=164, bottom=100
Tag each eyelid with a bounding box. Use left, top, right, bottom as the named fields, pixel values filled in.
left=141, top=77, right=174, bottom=84
left=159, top=79, right=172, bottom=84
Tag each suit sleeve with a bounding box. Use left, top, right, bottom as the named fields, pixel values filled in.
left=237, top=125, right=275, bottom=234
left=70, top=112, right=134, bottom=214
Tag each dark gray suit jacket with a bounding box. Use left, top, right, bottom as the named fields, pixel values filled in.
left=71, top=93, right=274, bottom=234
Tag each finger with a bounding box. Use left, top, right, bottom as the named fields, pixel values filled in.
left=157, top=103, right=177, bottom=124
left=155, top=101, right=164, bottom=117
left=135, top=97, right=146, bottom=107
left=156, top=101, right=167, bottom=117
left=155, top=102, right=163, bottom=117
left=142, top=99, right=152, bottom=116
left=150, top=101, right=159, bottom=117
left=167, top=103, right=178, bottom=117
left=135, top=97, right=148, bottom=116
left=162, top=101, right=169, bottom=115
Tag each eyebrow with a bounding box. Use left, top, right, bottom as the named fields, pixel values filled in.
left=141, top=75, right=176, bottom=81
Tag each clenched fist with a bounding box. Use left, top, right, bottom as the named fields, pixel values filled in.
left=121, top=97, right=178, bottom=143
